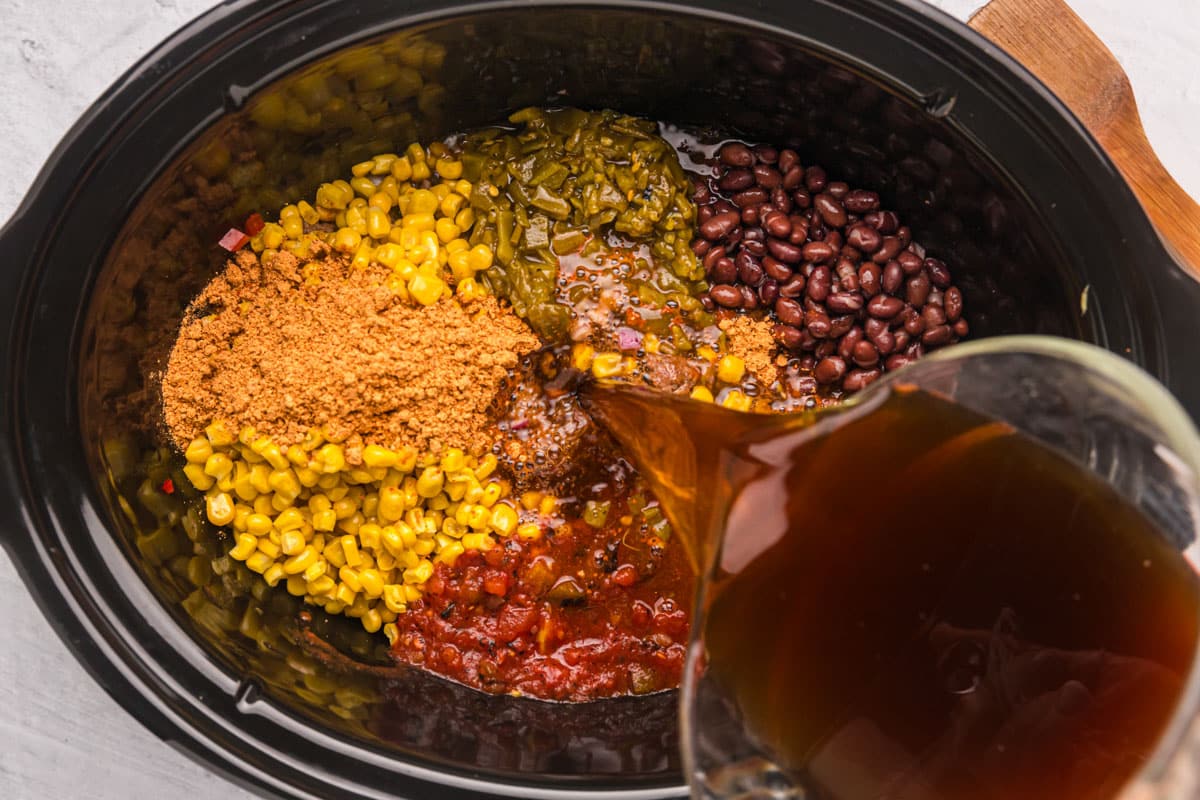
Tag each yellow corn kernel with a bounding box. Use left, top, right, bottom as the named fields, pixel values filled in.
left=378, top=486, right=405, bottom=523
left=516, top=522, right=543, bottom=542
left=361, top=608, right=383, bottom=633
left=403, top=560, right=434, bottom=585
left=358, top=522, right=382, bottom=551
left=696, top=345, right=719, bottom=363
left=436, top=541, right=466, bottom=566
left=383, top=585, right=406, bottom=614
left=489, top=504, right=518, bottom=536
left=351, top=160, right=375, bottom=177
left=690, top=385, right=714, bottom=403
left=245, top=513, right=272, bottom=536
left=316, top=444, right=345, bottom=473
left=539, top=495, right=557, bottom=516
left=339, top=566, right=363, bottom=593
left=256, top=537, right=281, bottom=559
left=253, top=494, right=275, bottom=517
left=390, top=155, right=413, bottom=181
left=245, top=551, right=274, bottom=574
left=643, top=332, right=662, bottom=355
left=248, top=463, right=272, bottom=495
left=435, top=158, right=463, bottom=179
left=416, top=466, right=444, bottom=498
left=350, top=176, right=376, bottom=198
left=333, top=227, right=361, bottom=253
left=312, top=508, right=337, bottom=532
left=283, top=546, right=318, bottom=575
left=303, top=559, right=327, bottom=582
left=361, top=445, right=398, bottom=469
left=591, top=352, right=623, bottom=379
left=263, top=563, right=286, bottom=588
left=571, top=343, right=595, bottom=371
left=280, top=529, right=307, bottom=556
left=383, top=623, right=400, bottom=644
left=717, top=355, right=746, bottom=384
left=408, top=272, right=444, bottom=306
left=183, top=463, right=215, bottom=491
left=297, top=200, right=319, bottom=225
left=358, top=568, right=385, bottom=598
left=205, top=420, right=235, bottom=447
left=230, top=533, right=258, bottom=561
left=261, top=223, right=285, bottom=249
left=335, top=583, right=357, bottom=607
left=440, top=448, right=465, bottom=473
left=466, top=244, right=493, bottom=271
left=433, top=217, right=459, bottom=244
left=341, top=535, right=362, bottom=567
left=206, top=492, right=235, bottom=526
left=309, top=575, right=336, bottom=598
left=274, top=507, right=305, bottom=532
left=366, top=207, right=391, bottom=240
left=413, top=538, right=435, bottom=557
left=185, top=437, right=213, bottom=464
left=268, top=468, right=302, bottom=500
left=721, top=389, right=752, bottom=412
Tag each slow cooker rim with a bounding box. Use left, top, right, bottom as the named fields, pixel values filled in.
left=0, top=1, right=1189, bottom=799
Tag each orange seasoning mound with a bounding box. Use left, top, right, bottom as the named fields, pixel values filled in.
left=161, top=247, right=540, bottom=456
left=720, top=314, right=778, bottom=385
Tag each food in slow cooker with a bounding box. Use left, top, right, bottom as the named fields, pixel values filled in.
left=160, top=107, right=967, bottom=700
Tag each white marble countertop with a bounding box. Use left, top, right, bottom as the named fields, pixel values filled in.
left=1, top=1, right=1197, bottom=797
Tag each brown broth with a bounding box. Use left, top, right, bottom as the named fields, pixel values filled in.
left=584, top=383, right=1200, bottom=800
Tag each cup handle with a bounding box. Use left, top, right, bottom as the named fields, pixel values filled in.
left=969, top=0, right=1200, bottom=277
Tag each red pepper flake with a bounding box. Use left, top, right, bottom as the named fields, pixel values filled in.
left=217, top=228, right=250, bottom=252
left=161, top=478, right=175, bottom=495
left=244, top=212, right=265, bottom=236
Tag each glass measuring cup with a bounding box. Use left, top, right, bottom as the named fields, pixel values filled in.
left=583, top=335, right=1200, bottom=800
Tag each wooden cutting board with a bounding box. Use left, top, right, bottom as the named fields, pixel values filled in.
left=969, top=0, right=1200, bottom=276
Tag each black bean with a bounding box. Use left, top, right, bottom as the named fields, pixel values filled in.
left=807, top=266, right=832, bottom=302
left=778, top=149, right=800, bottom=173
left=698, top=205, right=715, bottom=224
left=719, top=142, right=754, bottom=167
left=732, top=187, right=769, bottom=208
left=829, top=314, right=855, bottom=338
left=773, top=323, right=803, bottom=350
left=885, top=354, right=913, bottom=372
left=859, top=263, right=881, bottom=297
left=814, top=193, right=848, bottom=228
left=741, top=205, right=763, bottom=227
left=826, top=292, right=864, bottom=313
left=867, top=295, right=904, bottom=319
left=767, top=238, right=805, bottom=264
left=953, top=318, right=969, bottom=337
left=759, top=279, right=780, bottom=305
left=922, top=324, right=953, bottom=347
left=846, top=224, right=882, bottom=254
left=742, top=238, right=766, bottom=257
left=709, top=284, right=743, bottom=308
left=925, top=258, right=952, bottom=288
left=827, top=181, right=849, bottom=200
left=893, top=330, right=910, bottom=352
left=897, top=251, right=923, bottom=275
left=867, top=210, right=899, bottom=234
left=719, top=169, right=755, bottom=192
left=921, top=304, right=946, bottom=327
left=838, top=327, right=863, bottom=360
left=852, top=340, right=879, bottom=368
left=753, top=164, right=783, bottom=189
left=693, top=181, right=712, bottom=205
left=763, top=255, right=793, bottom=282
left=713, top=199, right=736, bottom=215
left=791, top=189, right=811, bottom=209
left=787, top=374, right=819, bottom=396
left=872, top=236, right=904, bottom=264
left=844, top=190, right=881, bottom=214
left=905, top=341, right=925, bottom=359
left=782, top=166, right=805, bottom=191
left=700, top=211, right=741, bottom=241
left=775, top=297, right=804, bottom=326
left=692, top=238, right=711, bottom=257
left=814, top=356, right=847, bottom=385
left=806, top=310, right=833, bottom=338
left=770, top=187, right=793, bottom=214
left=871, top=327, right=896, bottom=355
left=882, top=260, right=904, bottom=294
left=738, top=255, right=765, bottom=286
left=702, top=245, right=725, bottom=272
left=903, top=308, right=925, bottom=336
left=740, top=285, right=760, bottom=309
left=798, top=355, right=817, bottom=370
left=804, top=166, right=828, bottom=193
left=824, top=230, right=844, bottom=251
left=801, top=241, right=836, bottom=263
left=815, top=340, right=837, bottom=360
left=779, top=274, right=807, bottom=297
left=843, top=368, right=881, bottom=392
left=897, top=225, right=912, bottom=247
left=710, top=257, right=737, bottom=284
left=945, top=287, right=963, bottom=322
left=754, top=144, right=779, bottom=164
left=763, top=210, right=793, bottom=239
left=906, top=273, right=931, bottom=307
